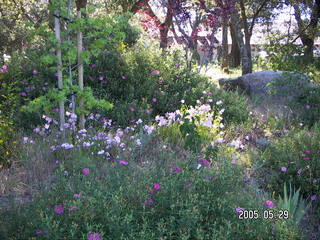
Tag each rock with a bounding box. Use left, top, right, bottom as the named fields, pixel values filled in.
left=219, top=70, right=315, bottom=119
left=219, top=70, right=313, bottom=99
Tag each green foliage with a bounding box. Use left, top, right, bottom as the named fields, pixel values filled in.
left=0, top=140, right=299, bottom=239
left=255, top=123, right=320, bottom=200
left=277, top=183, right=310, bottom=225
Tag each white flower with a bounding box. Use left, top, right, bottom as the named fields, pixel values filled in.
left=198, top=104, right=211, bottom=112
left=136, top=139, right=142, bottom=146
left=219, top=108, right=225, bottom=114
left=208, top=98, right=213, bottom=103
left=216, top=100, right=223, bottom=105
left=197, top=164, right=202, bottom=170
left=136, top=119, right=143, bottom=124
left=181, top=99, right=185, bottom=104
left=196, top=100, right=201, bottom=104
left=219, top=123, right=224, bottom=129
left=215, top=138, right=225, bottom=143
left=44, top=124, right=50, bottom=130
left=61, top=143, right=74, bottom=149
left=97, top=150, right=105, bottom=155
left=22, top=137, right=29, bottom=144
left=65, top=111, right=71, bottom=116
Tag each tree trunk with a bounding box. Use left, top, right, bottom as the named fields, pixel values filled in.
left=221, top=17, right=229, bottom=70
left=230, top=12, right=251, bottom=75
left=229, top=24, right=241, bottom=67
left=77, top=10, right=85, bottom=129
left=67, top=0, right=75, bottom=114
left=54, top=11, right=66, bottom=135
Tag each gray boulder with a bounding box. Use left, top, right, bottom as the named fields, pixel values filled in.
left=219, top=70, right=315, bottom=119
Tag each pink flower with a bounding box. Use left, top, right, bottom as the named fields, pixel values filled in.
left=145, top=198, right=154, bottom=207
left=98, top=76, right=104, bottom=81
left=1, top=64, right=7, bottom=73
left=199, top=159, right=211, bottom=167
left=305, top=105, right=311, bottom=109
left=311, top=195, right=317, bottom=201
left=54, top=205, right=64, bottom=214
left=150, top=71, right=160, bottom=75
left=304, top=150, right=312, bottom=155
left=130, top=107, right=135, bottom=112
left=303, top=157, right=311, bottom=161
left=119, top=160, right=128, bottom=165
left=87, top=233, right=102, bottom=240
left=69, top=206, right=79, bottom=211
left=172, top=167, right=182, bottom=174
left=22, top=44, right=29, bottom=49
left=74, top=193, right=81, bottom=198
left=175, top=63, right=180, bottom=67
left=121, top=75, right=127, bottom=80
left=163, top=85, right=169, bottom=88
left=235, top=208, right=244, bottom=214
left=153, top=183, right=161, bottom=191
left=32, top=69, right=38, bottom=75
left=152, top=98, right=157, bottom=103
left=207, top=91, right=213, bottom=95
left=265, top=200, right=274, bottom=208
left=281, top=167, right=287, bottom=172
left=82, top=168, right=90, bottom=175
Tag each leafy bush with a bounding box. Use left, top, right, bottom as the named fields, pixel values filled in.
left=255, top=123, right=320, bottom=201
left=0, top=138, right=299, bottom=240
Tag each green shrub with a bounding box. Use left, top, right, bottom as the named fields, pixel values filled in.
left=255, top=123, right=320, bottom=200
left=0, top=142, right=299, bottom=239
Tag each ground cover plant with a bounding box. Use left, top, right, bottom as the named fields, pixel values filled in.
left=1, top=0, right=320, bottom=239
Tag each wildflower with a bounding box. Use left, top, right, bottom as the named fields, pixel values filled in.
left=20, top=92, right=27, bottom=97
left=216, top=100, right=223, bottom=105
left=64, top=170, right=69, bottom=176
left=32, top=69, right=38, bottom=75
left=50, top=146, right=57, bottom=151
left=1, top=64, right=7, bottom=73
left=184, top=181, right=192, bottom=189
left=130, top=107, right=135, bottom=112
left=203, top=176, right=214, bottom=181
left=175, top=63, right=180, bottom=67
left=304, top=150, right=312, bottom=154
left=207, top=91, right=212, bottom=95
left=83, top=142, right=91, bottom=148
left=163, top=84, right=169, bottom=88
left=136, top=119, right=143, bottom=124
left=208, top=98, right=213, bottom=102
left=97, top=150, right=105, bottom=155
left=82, top=168, right=90, bottom=175
left=303, top=157, right=311, bottom=161
left=311, top=195, right=317, bottom=201
left=181, top=99, right=185, bottom=104
left=196, top=100, right=201, bottom=104
left=121, top=75, right=127, bottom=80
left=145, top=198, right=154, bottom=207
left=78, top=129, right=87, bottom=134
left=153, top=183, right=161, bottom=191
left=98, top=76, right=104, bottom=81
left=54, top=205, right=64, bottom=214
left=235, top=208, right=244, bottom=214
left=281, top=167, right=287, bottom=172
left=150, top=71, right=160, bottom=75
left=53, top=108, right=60, bottom=112
left=74, top=193, right=81, bottom=198
left=152, top=98, right=157, bottom=102
left=69, top=206, right=79, bottom=211
left=304, top=132, right=313, bottom=136
left=87, top=233, right=102, bottom=240
left=136, top=139, right=142, bottom=146
left=119, top=160, right=128, bottom=165
left=297, top=168, right=303, bottom=175
left=265, top=200, right=274, bottom=208
left=61, top=143, right=74, bottom=149
left=172, top=167, right=182, bottom=174
left=305, top=105, right=311, bottom=109
left=199, top=159, right=211, bottom=167
left=22, top=44, right=29, bottom=49
left=35, top=231, right=48, bottom=236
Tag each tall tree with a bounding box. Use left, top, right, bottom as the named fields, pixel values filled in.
left=76, top=0, right=87, bottom=129
left=54, top=10, right=66, bottom=136
left=290, top=0, right=320, bottom=60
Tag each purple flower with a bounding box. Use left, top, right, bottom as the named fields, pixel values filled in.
left=303, top=157, right=311, bottom=161
left=145, top=198, right=154, bottom=207
left=152, top=98, right=157, bottom=103
left=305, top=105, right=311, bottom=109
left=54, top=205, right=64, bottom=214
left=52, top=108, right=60, bottom=113
left=87, top=233, right=102, bottom=240
left=1, top=64, right=7, bottom=73
left=130, top=107, right=135, bottom=112
left=172, top=167, right=182, bottom=174
left=304, top=150, right=312, bottom=155
left=69, top=205, right=79, bottom=211
left=297, top=168, right=303, bottom=175
left=199, top=159, right=211, bottom=167
left=265, top=200, right=274, bottom=208
left=119, top=160, right=128, bottom=165
left=281, top=167, right=287, bottom=172
left=98, top=76, right=104, bottom=81
left=74, top=193, right=81, bottom=198
left=175, top=63, right=180, bottom=67
left=82, top=168, right=90, bottom=175
left=150, top=71, right=160, bottom=75
left=311, top=195, right=317, bottom=201
left=235, top=208, right=244, bottom=214
left=32, top=69, right=38, bottom=75
left=153, top=183, right=161, bottom=191
left=35, top=231, right=48, bottom=236
left=121, top=75, right=127, bottom=80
